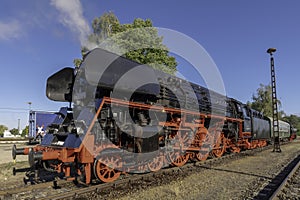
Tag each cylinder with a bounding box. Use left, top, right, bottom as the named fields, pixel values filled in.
left=28, top=150, right=43, bottom=167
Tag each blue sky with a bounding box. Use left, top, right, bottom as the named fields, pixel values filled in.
left=0, top=0, right=300, bottom=129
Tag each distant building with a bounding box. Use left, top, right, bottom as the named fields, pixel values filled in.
left=3, top=130, right=14, bottom=138
left=3, top=130, right=21, bottom=138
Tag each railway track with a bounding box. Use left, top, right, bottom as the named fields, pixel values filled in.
left=1, top=141, right=295, bottom=200
left=0, top=179, right=73, bottom=200
left=273, top=159, right=300, bottom=199
left=40, top=146, right=272, bottom=200
left=254, top=153, right=300, bottom=200
left=254, top=155, right=300, bottom=200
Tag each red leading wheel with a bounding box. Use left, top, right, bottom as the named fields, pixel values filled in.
left=93, top=154, right=122, bottom=183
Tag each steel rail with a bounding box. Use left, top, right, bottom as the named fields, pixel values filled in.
left=270, top=156, right=300, bottom=200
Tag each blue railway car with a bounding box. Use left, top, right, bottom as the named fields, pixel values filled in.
left=28, top=110, right=57, bottom=143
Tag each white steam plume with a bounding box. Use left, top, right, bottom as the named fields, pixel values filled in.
left=50, top=0, right=91, bottom=46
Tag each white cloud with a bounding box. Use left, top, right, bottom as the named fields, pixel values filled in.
left=50, top=0, right=91, bottom=46
left=0, top=20, right=22, bottom=41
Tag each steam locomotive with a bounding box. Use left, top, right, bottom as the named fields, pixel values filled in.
left=13, top=48, right=296, bottom=184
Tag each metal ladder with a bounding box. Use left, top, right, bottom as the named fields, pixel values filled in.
left=268, top=48, right=281, bottom=152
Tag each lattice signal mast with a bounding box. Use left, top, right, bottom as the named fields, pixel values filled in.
left=267, top=48, right=281, bottom=152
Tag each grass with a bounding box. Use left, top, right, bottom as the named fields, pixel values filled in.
left=0, top=161, right=29, bottom=177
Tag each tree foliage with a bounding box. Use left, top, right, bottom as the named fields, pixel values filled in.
left=248, top=84, right=284, bottom=118
left=74, top=12, right=177, bottom=75
left=22, top=126, right=29, bottom=137
left=0, top=125, right=8, bottom=137
left=10, top=128, right=19, bottom=136
left=249, top=83, right=300, bottom=135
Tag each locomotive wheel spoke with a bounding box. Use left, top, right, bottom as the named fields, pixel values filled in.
left=93, top=154, right=122, bottom=183
left=148, top=155, right=164, bottom=172
left=171, top=131, right=191, bottom=149
left=180, top=132, right=191, bottom=147
left=168, top=151, right=189, bottom=167
left=194, top=127, right=208, bottom=147
left=211, top=133, right=226, bottom=158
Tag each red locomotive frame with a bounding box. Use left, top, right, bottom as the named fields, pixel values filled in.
left=13, top=97, right=268, bottom=184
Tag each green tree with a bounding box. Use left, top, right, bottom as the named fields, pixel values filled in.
left=21, top=126, right=29, bottom=137
left=74, top=12, right=177, bottom=75
left=0, top=125, right=8, bottom=137
left=248, top=84, right=284, bottom=118
left=10, top=128, right=19, bottom=136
